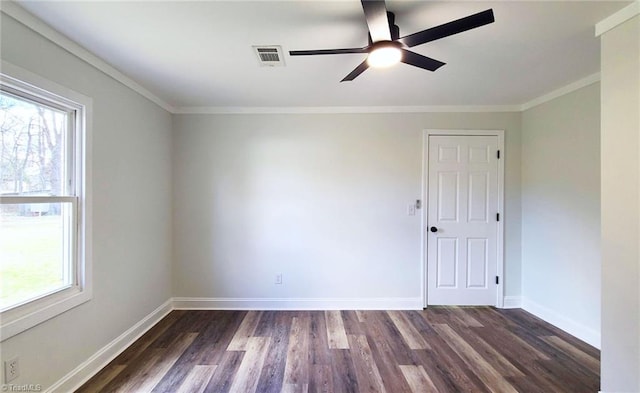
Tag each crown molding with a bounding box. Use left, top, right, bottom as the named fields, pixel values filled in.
left=595, top=1, right=639, bottom=37
left=0, top=0, right=175, bottom=113
left=173, top=105, right=521, bottom=115
left=176, top=73, right=600, bottom=114
left=519, top=73, right=600, bottom=111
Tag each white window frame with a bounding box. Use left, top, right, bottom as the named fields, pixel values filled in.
left=0, top=61, right=92, bottom=341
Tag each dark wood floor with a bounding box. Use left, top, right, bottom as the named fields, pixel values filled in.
left=77, top=307, right=600, bottom=392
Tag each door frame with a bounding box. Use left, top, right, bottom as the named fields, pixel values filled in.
left=421, top=129, right=505, bottom=308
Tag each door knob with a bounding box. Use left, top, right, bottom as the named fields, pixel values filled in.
left=430, top=226, right=438, bottom=233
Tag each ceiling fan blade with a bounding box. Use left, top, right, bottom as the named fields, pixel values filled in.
left=361, top=0, right=391, bottom=42
left=341, top=60, right=369, bottom=82
left=398, top=9, right=495, bottom=48
left=401, top=50, right=446, bottom=71
left=289, top=47, right=369, bottom=56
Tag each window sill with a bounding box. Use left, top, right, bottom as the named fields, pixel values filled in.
left=0, top=286, right=92, bottom=341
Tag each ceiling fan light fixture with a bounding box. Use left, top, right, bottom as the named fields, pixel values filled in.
left=367, top=41, right=402, bottom=68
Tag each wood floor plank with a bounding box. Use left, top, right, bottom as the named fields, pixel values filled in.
left=175, top=365, right=217, bottom=393
left=481, top=307, right=582, bottom=388
left=374, top=311, right=420, bottom=365
left=283, top=316, right=310, bottom=386
left=228, top=336, right=271, bottom=393
left=363, top=315, right=414, bottom=393
left=542, top=335, right=600, bottom=374
left=330, top=349, right=359, bottom=393
left=414, top=340, right=491, bottom=392
left=387, top=311, right=430, bottom=350
left=506, top=309, right=600, bottom=359
left=325, top=310, right=349, bottom=349
left=466, top=324, right=559, bottom=391
left=405, top=310, right=438, bottom=336
left=256, top=311, right=292, bottom=393
left=227, top=311, right=262, bottom=350
left=399, top=365, right=438, bottom=393
left=310, top=364, right=334, bottom=393
left=152, top=311, right=201, bottom=348
left=474, top=322, right=551, bottom=362
left=143, top=332, right=199, bottom=392
left=113, top=310, right=184, bottom=365
left=112, top=332, right=197, bottom=393
left=465, top=307, right=515, bottom=330
left=309, top=311, right=332, bottom=366
left=110, top=348, right=164, bottom=393
left=282, top=383, right=309, bottom=393
left=495, top=322, right=599, bottom=392
left=153, top=311, right=240, bottom=391
left=77, top=308, right=601, bottom=393
left=342, top=310, right=365, bottom=335
left=454, top=327, right=525, bottom=378
left=451, top=307, right=484, bottom=328
left=347, top=334, right=386, bottom=393
left=192, top=311, right=246, bottom=366
left=203, top=351, right=244, bottom=393
left=433, top=324, right=518, bottom=393
left=75, top=364, right=126, bottom=393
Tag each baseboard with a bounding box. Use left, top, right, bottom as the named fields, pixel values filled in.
left=502, top=296, right=522, bottom=309
left=46, top=299, right=173, bottom=393
left=521, top=297, right=601, bottom=349
left=172, top=297, right=424, bottom=310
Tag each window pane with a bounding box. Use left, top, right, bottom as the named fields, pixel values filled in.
left=0, top=91, right=69, bottom=196
left=0, top=203, right=74, bottom=311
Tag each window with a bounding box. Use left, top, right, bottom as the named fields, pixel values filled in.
left=0, top=63, right=91, bottom=341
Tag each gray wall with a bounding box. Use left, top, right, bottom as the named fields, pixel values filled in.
left=600, top=15, right=640, bottom=393
left=172, top=112, right=522, bottom=302
left=0, top=13, right=173, bottom=388
left=521, top=83, right=601, bottom=345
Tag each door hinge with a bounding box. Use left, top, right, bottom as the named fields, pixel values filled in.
left=496, top=276, right=499, bottom=285
left=496, top=213, right=500, bottom=222
left=497, top=150, right=501, bottom=159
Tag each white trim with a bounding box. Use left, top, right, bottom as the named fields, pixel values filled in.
left=420, top=135, right=428, bottom=308
left=421, top=129, right=505, bottom=308
left=1, top=287, right=90, bottom=342
left=0, top=196, right=76, bottom=204
left=521, top=297, right=601, bottom=349
left=502, top=296, right=522, bottom=309
left=45, top=299, right=173, bottom=393
left=595, top=1, right=640, bottom=37
left=520, top=73, right=601, bottom=111
left=0, top=61, right=93, bottom=342
left=0, top=60, right=92, bottom=114
left=173, top=105, right=521, bottom=115
left=172, top=297, right=423, bottom=310
left=0, top=1, right=175, bottom=113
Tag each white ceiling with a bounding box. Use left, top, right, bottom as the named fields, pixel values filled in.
left=15, top=0, right=631, bottom=109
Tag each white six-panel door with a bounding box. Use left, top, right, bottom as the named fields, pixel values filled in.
left=427, top=135, right=499, bottom=305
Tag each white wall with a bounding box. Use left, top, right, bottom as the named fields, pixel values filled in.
left=172, top=112, right=522, bottom=305
left=600, top=13, right=640, bottom=393
left=521, top=83, right=601, bottom=346
left=0, top=12, right=173, bottom=389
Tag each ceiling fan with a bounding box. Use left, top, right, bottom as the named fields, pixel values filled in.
left=289, top=0, right=495, bottom=82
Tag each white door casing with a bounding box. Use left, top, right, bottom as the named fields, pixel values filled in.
left=423, top=130, right=504, bottom=307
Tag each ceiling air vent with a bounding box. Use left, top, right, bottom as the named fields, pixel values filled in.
left=253, top=45, right=285, bottom=67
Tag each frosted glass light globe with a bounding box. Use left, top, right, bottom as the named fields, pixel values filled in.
left=367, top=43, right=402, bottom=68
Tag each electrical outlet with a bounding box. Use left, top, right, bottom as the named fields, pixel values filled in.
left=4, top=357, right=19, bottom=383
left=407, top=203, right=416, bottom=216
left=275, top=274, right=282, bottom=285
